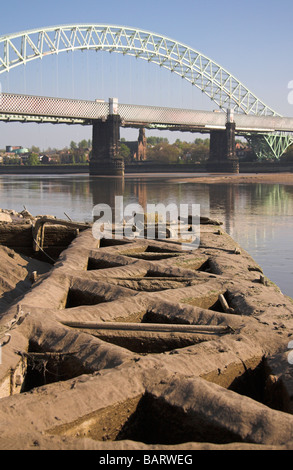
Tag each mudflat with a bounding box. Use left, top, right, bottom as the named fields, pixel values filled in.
left=170, top=172, right=293, bottom=185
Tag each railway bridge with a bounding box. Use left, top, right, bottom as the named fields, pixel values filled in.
left=1, top=24, right=292, bottom=175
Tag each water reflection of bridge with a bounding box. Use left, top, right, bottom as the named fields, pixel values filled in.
left=89, top=176, right=293, bottom=238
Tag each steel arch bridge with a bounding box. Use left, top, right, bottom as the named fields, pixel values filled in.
left=0, top=23, right=292, bottom=159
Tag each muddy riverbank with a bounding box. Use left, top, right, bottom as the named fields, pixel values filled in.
left=169, top=172, right=293, bottom=185
left=0, top=212, right=292, bottom=450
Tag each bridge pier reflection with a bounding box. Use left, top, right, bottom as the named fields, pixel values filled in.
left=90, top=176, right=125, bottom=222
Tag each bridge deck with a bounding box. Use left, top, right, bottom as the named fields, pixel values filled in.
left=0, top=93, right=293, bottom=134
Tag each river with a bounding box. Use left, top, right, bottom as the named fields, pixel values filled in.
left=0, top=173, right=293, bottom=298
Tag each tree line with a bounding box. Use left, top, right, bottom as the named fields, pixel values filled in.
left=6, top=135, right=293, bottom=165
left=1, top=140, right=91, bottom=165
left=146, top=137, right=210, bottom=164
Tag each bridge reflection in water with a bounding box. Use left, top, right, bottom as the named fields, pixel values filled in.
left=0, top=174, right=292, bottom=295
left=89, top=176, right=293, bottom=299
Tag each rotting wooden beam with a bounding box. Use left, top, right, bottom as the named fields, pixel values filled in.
left=32, top=217, right=91, bottom=252
left=61, top=321, right=233, bottom=335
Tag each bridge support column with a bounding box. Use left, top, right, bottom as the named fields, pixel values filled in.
left=89, top=98, right=124, bottom=177
left=207, top=110, right=239, bottom=173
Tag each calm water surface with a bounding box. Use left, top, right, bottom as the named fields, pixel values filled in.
left=1, top=173, right=293, bottom=298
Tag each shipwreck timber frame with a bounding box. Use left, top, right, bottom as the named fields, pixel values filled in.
left=0, top=217, right=292, bottom=449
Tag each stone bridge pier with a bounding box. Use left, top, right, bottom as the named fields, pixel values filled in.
left=207, top=110, right=239, bottom=173
left=89, top=98, right=125, bottom=177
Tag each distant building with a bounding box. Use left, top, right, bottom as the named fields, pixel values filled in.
left=124, top=128, right=147, bottom=161
left=40, top=155, right=58, bottom=164
left=6, top=146, right=21, bottom=152
left=235, top=142, right=255, bottom=160
left=6, top=146, right=29, bottom=155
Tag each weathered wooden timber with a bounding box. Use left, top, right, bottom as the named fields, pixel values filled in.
left=0, top=212, right=292, bottom=450
left=0, top=210, right=90, bottom=260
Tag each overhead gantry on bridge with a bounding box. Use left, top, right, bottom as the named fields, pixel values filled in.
left=0, top=24, right=292, bottom=174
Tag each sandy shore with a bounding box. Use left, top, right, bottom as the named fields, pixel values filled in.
left=166, top=172, right=293, bottom=185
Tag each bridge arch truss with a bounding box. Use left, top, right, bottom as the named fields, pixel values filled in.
left=0, top=24, right=292, bottom=158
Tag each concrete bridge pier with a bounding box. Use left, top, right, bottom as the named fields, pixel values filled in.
left=89, top=98, right=124, bottom=177
left=207, top=110, right=239, bottom=173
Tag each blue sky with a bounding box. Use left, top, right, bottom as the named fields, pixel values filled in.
left=0, top=0, right=293, bottom=150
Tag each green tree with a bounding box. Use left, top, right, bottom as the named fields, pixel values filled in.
left=120, top=143, right=131, bottom=161
left=282, top=144, right=293, bottom=162
left=26, top=153, right=40, bottom=166
left=3, top=156, right=21, bottom=165
left=78, top=139, right=88, bottom=149
left=30, top=145, right=40, bottom=154
left=70, top=141, right=77, bottom=150
left=79, top=154, right=88, bottom=163
left=68, top=153, right=75, bottom=164
left=147, top=136, right=169, bottom=146
left=147, top=142, right=180, bottom=163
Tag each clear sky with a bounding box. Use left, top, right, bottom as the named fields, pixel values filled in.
left=0, top=0, right=293, bottom=150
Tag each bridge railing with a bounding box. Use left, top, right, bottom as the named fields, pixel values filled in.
left=0, top=93, right=109, bottom=121
left=118, top=103, right=225, bottom=128
left=1, top=92, right=293, bottom=135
